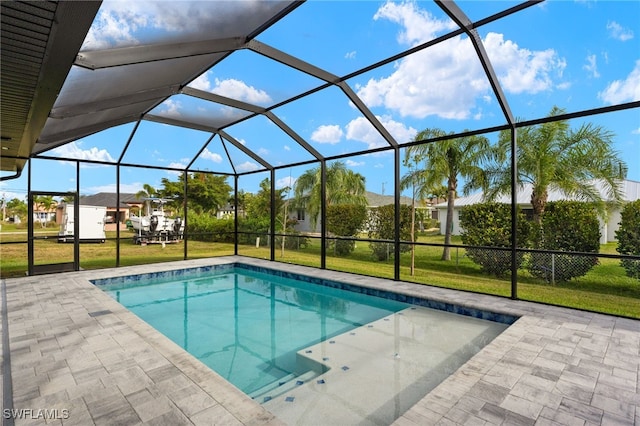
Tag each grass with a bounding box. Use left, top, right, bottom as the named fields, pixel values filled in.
left=1, top=229, right=638, bottom=318
left=0, top=230, right=234, bottom=276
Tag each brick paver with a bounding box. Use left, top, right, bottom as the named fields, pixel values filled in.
left=1, top=256, right=638, bottom=425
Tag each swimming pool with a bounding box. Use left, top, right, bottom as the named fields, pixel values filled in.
left=93, top=263, right=514, bottom=424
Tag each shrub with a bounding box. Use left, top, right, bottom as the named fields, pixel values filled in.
left=238, top=216, right=270, bottom=245
left=616, top=199, right=640, bottom=280
left=368, top=204, right=412, bottom=261
left=459, top=203, right=531, bottom=276
left=187, top=213, right=235, bottom=242
left=326, top=204, right=367, bottom=256
left=529, top=201, right=600, bottom=282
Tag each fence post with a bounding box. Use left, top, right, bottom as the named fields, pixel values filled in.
left=551, top=253, right=555, bottom=285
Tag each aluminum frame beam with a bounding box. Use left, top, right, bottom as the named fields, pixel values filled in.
left=75, top=37, right=248, bottom=70
left=34, top=114, right=141, bottom=153
left=436, top=0, right=514, bottom=125
left=264, top=112, right=323, bottom=161
left=183, top=86, right=323, bottom=161
left=247, top=39, right=339, bottom=84
left=218, top=129, right=273, bottom=170
left=182, top=87, right=266, bottom=114
left=1, top=1, right=102, bottom=173
left=50, top=85, right=180, bottom=119
left=338, top=82, right=398, bottom=148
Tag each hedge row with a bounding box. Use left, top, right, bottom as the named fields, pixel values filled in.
left=460, top=201, right=602, bottom=282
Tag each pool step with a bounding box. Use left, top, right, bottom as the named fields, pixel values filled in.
left=249, top=370, right=319, bottom=402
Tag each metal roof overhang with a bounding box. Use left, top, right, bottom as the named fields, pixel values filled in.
left=0, top=1, right=102, bottom=176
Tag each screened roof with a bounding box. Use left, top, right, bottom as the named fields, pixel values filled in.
left=2, top=0, right=638, bottom=177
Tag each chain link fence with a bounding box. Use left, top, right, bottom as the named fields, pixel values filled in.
left=460, top=245, right=601, bottom=283
left=528, top=252, right=599, bottom=283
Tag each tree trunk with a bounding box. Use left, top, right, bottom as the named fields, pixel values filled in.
left=531, top=189, right=548, bottom=225
left=281, top=201, right=288, bottom=258
left=442, top=183, right=456, bottom=261
left=531, top=189, right=547, bottom=249
left=410, top=196, right=415, bottom=276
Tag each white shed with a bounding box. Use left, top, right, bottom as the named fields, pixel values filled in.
left=58, top=204, right=107, bottom=243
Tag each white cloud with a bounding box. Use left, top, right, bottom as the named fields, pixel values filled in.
left=257, top=148, right=269, bottom=156
left=214, top=78, right=272, bottom=105
left=583, top=54, right=600, bottom=78
left=374, top=163, right=385, bottom=168
left=484, top=33, right=563, bottom=94
left=157, top=99, right=182, bottom=117
left=189, top=73, right=212, bottom=92
left=188, top=73, right=272, bottom=105
left=311, top=124, right=344, bottom=144
left=345, top=160, right=364, bottom=167
left=345, top=116, right=416, bottom=148
left=345, top=51, right=356, bottom=59
left=373, top=1, right=456, bottom=46
left=82, top=4, right=148, bottom=49
left=200, top=148, right=223, bottom=163
left=379, top=115, right=417, bottom=144
left=86, top=182, right=146, bottom=194
left=236, top=161, right=259, bottom=172
left=598, top=60, right=640, bottom=104
left=52, top=142, right=116, bottom=163
left=346, top=117, right=384, bottom=148
left=283, top=145, right=291, bottom=151
left=276, top=176, right=296, bottom=189
left=166, top=161, right=187, bottom=176
left=359, top=2, right=565, bottom=120
left=83, top=1, right=264, bottom=49
left=607, top=21, right=634, bottom=41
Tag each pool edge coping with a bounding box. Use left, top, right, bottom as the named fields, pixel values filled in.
left=4, top=255, right=637, bottom=425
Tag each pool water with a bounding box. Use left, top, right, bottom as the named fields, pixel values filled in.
left=101, top=267, right=409, bottom=395
left=97, top=264, right=510, bottom=424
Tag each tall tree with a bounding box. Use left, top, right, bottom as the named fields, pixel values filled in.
left=485, top=106, right=627, bottom=225
left=406, top=129, right=490, bottom=261
left=160, top=173, right=231, bottom=215
left=33, top=195, right=57, bottom=227
left=135, top=183, right=157, bottom=200
left=401, top=153, right=433, bottom=275
left=245, top=178, right=291, bottom=253
left=293, top=161, right=367, bottom=231
left=6, top=198, right=27, bottom=221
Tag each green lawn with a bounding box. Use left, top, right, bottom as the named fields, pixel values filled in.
left=1, top=229, right=638, bottom=318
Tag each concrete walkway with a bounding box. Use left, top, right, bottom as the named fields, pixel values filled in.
left=1, top=256, right=638, bottom=425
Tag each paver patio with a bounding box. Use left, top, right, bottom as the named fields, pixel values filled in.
left=1, top=256, right=638, bottom=425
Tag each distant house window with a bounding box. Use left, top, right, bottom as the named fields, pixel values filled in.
left=431, top=210, right=438, bottom=220
left=297, top=209, right=305, bottom=221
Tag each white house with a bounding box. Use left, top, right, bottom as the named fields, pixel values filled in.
left=434, top=179, right=640, bottom=244
left=291, top=191, right=415, bottom=234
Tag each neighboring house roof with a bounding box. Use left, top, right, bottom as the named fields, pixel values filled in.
left=435, top=180, right=640, bottom=209
left=78, top=193, right=141, bottom=209
left=365, top=191, right=413, bottom=207
left=288, top=191, right=414, bottom=209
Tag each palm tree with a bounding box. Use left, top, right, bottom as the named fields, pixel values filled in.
left=33, top=195, right=57, bottom=227
left=401, top=154, right=433, bottom=276
left=406, top=129, right=490, bottom=261
left=136, top=183, right=157, bottom=200
left=293, top=161, right=367, bottom=231
left=136, top=184, right=157, bottom=215
left=485, top=106, right=627, bottom=226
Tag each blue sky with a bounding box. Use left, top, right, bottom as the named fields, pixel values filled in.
left=1, top=0, right=638, bottom=204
